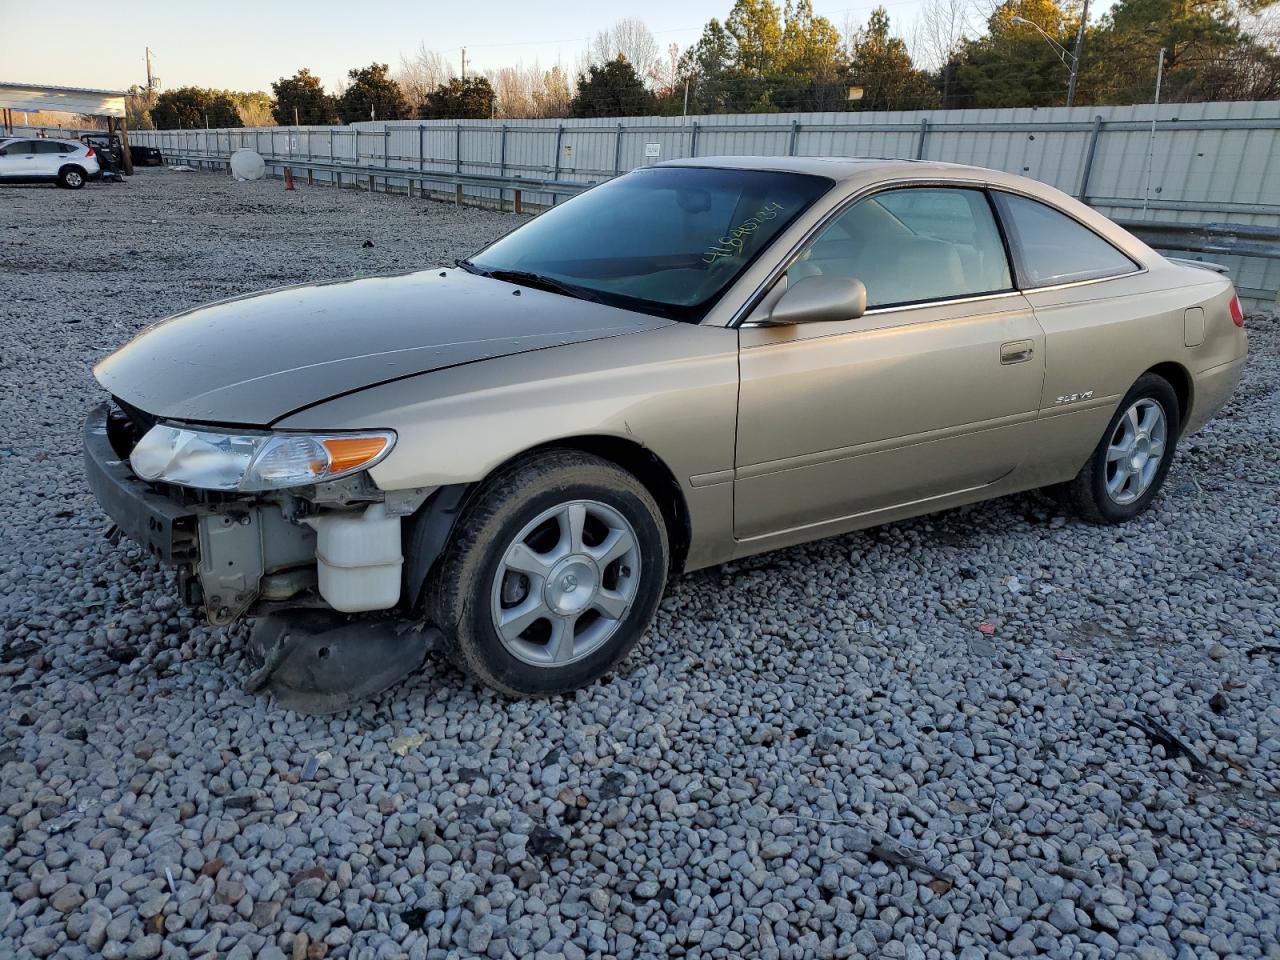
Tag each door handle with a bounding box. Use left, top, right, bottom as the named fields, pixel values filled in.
left=1000, top=340, right=1034, bottom=364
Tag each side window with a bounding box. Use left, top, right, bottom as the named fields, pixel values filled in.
left=34, top=141, right=68, bottom=154
left=787, top=188, right=1012, bottom=309
left=0, top=141, right=34, bottom=155
left=996, top=192, right=1137, bottom=287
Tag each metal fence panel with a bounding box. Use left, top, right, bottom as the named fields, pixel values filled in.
left=28, top=99, right=1280, bottom=307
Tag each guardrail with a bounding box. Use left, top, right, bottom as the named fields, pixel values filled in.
left=164, top=148, right=592, bottom=209
left=154, top=143, right=1280, bottom=305
left=134, top=104, right=1280, bottom=310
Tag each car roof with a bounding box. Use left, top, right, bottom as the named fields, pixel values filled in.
left=657, top=155, right=1036, bottom=190
left=0, top=136, right=81, bottom=146
left=655, top=154, right=1157, bottom=263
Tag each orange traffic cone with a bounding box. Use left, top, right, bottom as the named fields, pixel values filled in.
left=284, top=167, right=295, bottom=191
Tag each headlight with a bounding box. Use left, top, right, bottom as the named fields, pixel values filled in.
left=129, top=424, right=395, bottom=492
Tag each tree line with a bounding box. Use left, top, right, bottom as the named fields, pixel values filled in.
left=137, top=0, right=1279, bottom=129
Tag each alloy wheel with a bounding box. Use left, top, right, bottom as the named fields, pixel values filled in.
left=1105, top=397, right=1168, bottom=505
left=490, top=499, right=641, bottom=667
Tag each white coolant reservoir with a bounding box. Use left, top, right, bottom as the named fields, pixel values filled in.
left=304, top=503, right=403, bottom=612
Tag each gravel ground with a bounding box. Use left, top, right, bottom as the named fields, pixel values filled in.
left=1, top=170, right=1278, bottom=960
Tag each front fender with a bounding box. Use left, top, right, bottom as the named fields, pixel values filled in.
left=273, top=324, right=741, bottom=496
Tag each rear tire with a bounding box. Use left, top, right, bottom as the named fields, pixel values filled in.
left=58, top=166, right=86, bottom=190
left=426, top=450, right=669, bottom=697
left=1055, top=373, right=1180, bottom=524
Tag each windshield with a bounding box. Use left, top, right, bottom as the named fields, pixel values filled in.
left=465, top=166, right=833, bottom=322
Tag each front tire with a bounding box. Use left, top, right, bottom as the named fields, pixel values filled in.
left=58, top=166, right=86, bottom=189
left=1056, top=373, right=1180, bottom=524
left=426, top=450, right=669, bottom=697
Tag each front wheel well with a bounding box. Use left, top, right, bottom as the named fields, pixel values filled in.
left=1145, top=362, right=1193, bottom=432
left=403, top=436, right=693, bottom=611
left=518, top=436, right=692, bottom=576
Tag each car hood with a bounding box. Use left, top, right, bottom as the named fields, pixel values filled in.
left=95, top=268, right=673, bottom=425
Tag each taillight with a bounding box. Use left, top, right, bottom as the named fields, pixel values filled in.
left=85, top=147, right=95, bottom=158
left=1228, top=293, right=1244, bottom=327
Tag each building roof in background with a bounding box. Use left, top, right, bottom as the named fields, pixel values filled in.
left=0, top=82, right=128, bottom=118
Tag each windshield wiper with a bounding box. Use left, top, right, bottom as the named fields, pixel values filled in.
left=457, top=260, right=601, bottom=303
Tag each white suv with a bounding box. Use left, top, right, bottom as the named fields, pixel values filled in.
left=0, top=137, right=101, bottom=189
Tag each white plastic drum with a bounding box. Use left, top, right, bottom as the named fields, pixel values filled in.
left=229, top=148, right=267, bottom=181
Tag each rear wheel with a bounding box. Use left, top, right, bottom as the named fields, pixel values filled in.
left=1055, top=373, right=1180, bottom=523
left=426, top=450, right=669, bottom=697
left=58, top=166, right=86, bottom=189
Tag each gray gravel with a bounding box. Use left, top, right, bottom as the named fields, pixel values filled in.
left=2, top=169, right=1278, bottom=960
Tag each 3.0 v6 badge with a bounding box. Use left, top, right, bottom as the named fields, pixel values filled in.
left=1055, top=390, right=1095, bottom=405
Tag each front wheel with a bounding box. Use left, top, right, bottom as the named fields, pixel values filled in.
left=58, top=166, right=86, bottom=189
left=426, top=450, right=669, bottom=697
left=1055, top=373, right=1180, bottom=524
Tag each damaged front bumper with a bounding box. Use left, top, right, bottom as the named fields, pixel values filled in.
left=83, top=402, right=429, bottom=626
left=84, top=402, right=450, bottom=711
left=85, top=402, right=321, bottom=623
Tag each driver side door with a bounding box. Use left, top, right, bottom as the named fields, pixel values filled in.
left=734, top=186, right=1046, bottom=542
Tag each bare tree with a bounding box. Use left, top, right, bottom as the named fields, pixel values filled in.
left=536, top=65, right=573, bottom=118
left=910, top=0, right=979, bottom=71
left=591, top=18, right=660, bottom=80
left=396, top=43, right=450, bottom=113
left=235, top=99, right=276, bottom=127
left=485, top=62, right=575, bottom=118
left=649, top=42, right=684, bottom=97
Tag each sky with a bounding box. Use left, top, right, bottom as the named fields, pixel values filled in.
left=0, top=0, right=929, bottom=95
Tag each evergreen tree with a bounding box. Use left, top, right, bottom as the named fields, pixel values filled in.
left=420, top=77, right=497, bottom=119
left=271, top=69, right=338, bottom=125
left=337, top=63, right=410, bottom=123
left=150, top=88, right=243, bottom=129
left=570, top=56, right=657, bottom=117
left=848, top=8, right=941, bottom=110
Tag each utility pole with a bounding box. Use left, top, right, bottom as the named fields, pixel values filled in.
left=295, top=105, right=300, bottom=127
left=1142, top=48, right=1166, bottom=212
left=1065, top=0, right=1089, bottom=108
left=461, top=47, right=468, bottom=81
left=682, top=79, right=690, bottom=117
left=145, top=47, right=154, bottom=103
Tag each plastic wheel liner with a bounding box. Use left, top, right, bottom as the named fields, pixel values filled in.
left=244, top=610, right=441, bottom=714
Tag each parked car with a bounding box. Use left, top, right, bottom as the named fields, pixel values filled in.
left=0, top=137, right=100, bottom=188
left=85, top=158, right=1247, bottom=704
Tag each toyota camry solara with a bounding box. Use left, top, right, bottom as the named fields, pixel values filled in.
left=85, top=157, right=1248, bottom=701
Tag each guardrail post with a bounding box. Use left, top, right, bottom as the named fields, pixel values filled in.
left=417, top=123, right=425, bottom=200
left=384, top=127, right=390, bottom=193
left=499, top=125, right=508, bottom=210
left=551, top=124, right=564, bottom=206
left=614, top=121, right=624, bottom=176
left=690, top=121, right=700, bottom=158
left=515, top=189, right=522, bottom=214
left=329, top=129, right=336, bottom=187
left=455, top=123, right=463, bottom=206
left=788, top=120, right=800, bottom=156
left=1078, top=115, right=1104, bottom=201
left=915, top=118, right=930, bottom=160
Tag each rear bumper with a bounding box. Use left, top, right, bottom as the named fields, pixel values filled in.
left=1186, top=355, right=1246, bottom=436
left=83, top=402, right=197, bottom=564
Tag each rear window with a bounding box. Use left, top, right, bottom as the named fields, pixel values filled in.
left=996, top=192, right=1138, bottom=287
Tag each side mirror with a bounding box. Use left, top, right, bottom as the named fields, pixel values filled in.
left=764, top=275, right=867, bottom=326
